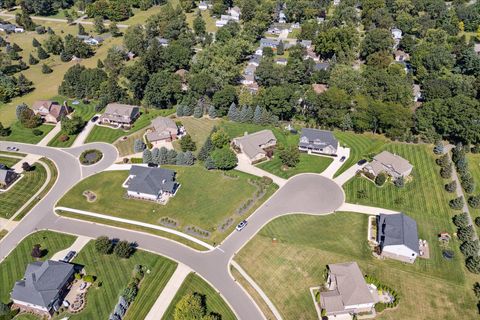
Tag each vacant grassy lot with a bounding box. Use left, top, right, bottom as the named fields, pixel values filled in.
left=0, top=122, right=55, bottom=144
left=162, top=273, right=236, bottom=320
left=64, top=240, right=177, bottom=320
left=257, top=154, right=333, bottom=179
left=172, top=116, right=220, bottom=153
left=0, top=162, right=48, bottom=219
left=235, top=213, right=476, bottom=320
left=85, top=109, right=175, bottom=144
left=333, top=131, right=387, bottom=177
left=0, top=231, right=76, bottom=303
left=58, top=165, right=275, bottom=244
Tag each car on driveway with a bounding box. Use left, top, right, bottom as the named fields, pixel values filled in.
left=61, top=250, right=76, bottom=262
left=236, top=220, right=248, bottom=231
left=91, top=116, right=99, bottom=122
left=357, top=159, right=367, bottom=165
left=340, top=156, right=346, bottom=162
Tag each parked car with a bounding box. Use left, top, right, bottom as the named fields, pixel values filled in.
left=340, top=156, right=346, bottom=162
left=236, top=220, right=248, bottom=231
left=91, top=116, right=99, bottom=122
left=357, top=159, right=367, bottom=165
left=147, top=163, right=158, bottom=167
left=62, top=250, right=76, bottom=262
left=6, top=146, right=19, bottom=151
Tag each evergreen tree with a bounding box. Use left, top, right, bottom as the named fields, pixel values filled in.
left=180, top=134, right=196, bottom=152
left=277, top=40, right=284, bottom=55
left=110, top=22, right=121, bottom=37
left=94, top=16, right=106, bottom=34
left=208, top=105, right=217, bottom=118
left=29, top=53, right=39, bottom=65
left=152, top=147, right=160, bottom=164
left=37, top=46, right=49, bottom=60
left=177, top=104, right=184, bottom=117
left=12, top=43, right=22, bottom=52
left=198, top=136, right=214, bottom=161
left=166, top=149, right=178, bottom=164
left=227, top=102, right=239, bottom=121
left=41, top=64, right=53, bottom=74
left=204, top=156, right=216, bottom=170
left=16, top=103, right=28, bottom=120
left=60, top=51, right=72, bottom=62
left=176, top=152, right=185, bottom=165
left=253, top=105, right=262, bottom=124
left=133, top=139, right=146, bottom=153
left=184, top=151, right=194, bottom=165
left=193, top=105, right=203, bottom=118
left=239, top=106, right=248, bottom=122
left=97, top=59, right=104, bottom=68
left=183, top=104, right=193, bottom=116
left=158, top=147, right=168, bottom=164
left=143, top=149, right=153, bottom=163
left=16, top=74, right=33, bottom=94
left=78, top=23, right=87, bottom=35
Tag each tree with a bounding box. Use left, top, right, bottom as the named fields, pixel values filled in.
left=44, top=34, right=64, bottom=55
left=183, top=151, right=194, bottom=166
left=144, top=71, right=182, bottom=108
left=174, top=293, right=205, bottom=320
left=158, top=147, right=169, bottom=165
left=453, top=212, right=470, bottom=229
left=78, top=23, right=87, bottom=36
left=97, top=59, right=104, bottom=69
left=166, top=149, right=178, bottom=164
left=204, top=156, right=216, bottom=170
left=122, top=282, right=138, bottom=303
left=41, top=63, right=53, bottom=74
left=458, top=226, right=475, bottom=242
left=32, top=38, right=41, bottom=48
left=468, top=195, right=480, bottom=209
left=213, top=85, right=237, bottom=116
left=134, top=139, right=146, bottom=153
left=433, top=142, right=444, bottom=155
left=31, top=244, right=43, bottom=258
left=466, top=255, right=480, bottom=273
left=375, top=173, right=387, bottom=186
left=279, top=145, right=300, bottom=168
left=64, top=34, right=93, bottom=58
left=0, top=301, right=10, bottom=317
left=360, top=28, right=394, bottom=59
left=445, top=181, right=457, bottom=193
left=124, top=24, right=146, bottom=56
left=180, top=134, right=196, bottom=152
left=227, top=103, right=239, bottom=122
left=193, top=106, right=203, bottom=118
left=110, top=21, right=121, bottom=37
left=0, top=122, right=11, bottom=137
left=37, top=46, right=49, bottom=60
left=143, top=149, right=153, bottom=163
left=16, top=10, right=36, bottom=31
left=18, top=108, right=42, bottom=128
left=114, top=240, right=134, bottom=258
left=94, top=16, right=106, bottom=34
left=253, top=106, right=262, bottom=124
left=198, top=136, right=214, bottom=161
left=22, top=162, right=32, bottom=172
left=16, top=103, right=28, bottom=120
left=208, top=106, right=216, bottom=118
left=176, top=152, right=185, bottom=165
left=210, top=147, right=237, bottom=170
left=193, top=13, right=206, bottom=36
left=277, top=40, right=284, bottom=55
left=104, top=47, right=126, bottom=76
left=16, top=74, right=33, bottom=94
left=95, top=236, right=114, bottom=254
left=450, top=197, right=465, bottom=210
left=440, top=164, right=452, bottom=179
left=211, top=130, right=230, bottom=149
left=460, top=240, right=479, bottom=257
left=29, top=53, right=39, bottom=65
left=393, top=176, right=404, bottom=188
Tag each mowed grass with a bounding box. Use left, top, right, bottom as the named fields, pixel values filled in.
left=235, top=213, right=476, bottom=320
left=162, top=273, right=236, bottom=320
left=466, top=152, right=480, bottom=228
left=257, top=153, right=333, bottom=179
left=85, top=108, right=175, bottom=144
left=0, top=122, right=55, bottom=144
left=66, top=241, right=177, bottom=320
left=186, top=9, right=218, bottom=33
left=114, top=127, right=148, bottom=157
left=0, top=162, right=47, bottom=219
left=0, top=156, right=19, bottom=168
left=172, top=116, right=220, bottom=154
left=58, top=165, right=274, bottom=243
left=333, top=131, right=387, bottom=177
left=0, top=231, right=76, bottom=303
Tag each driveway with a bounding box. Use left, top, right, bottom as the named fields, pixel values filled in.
left=320, top=146, right=350, bottom=179
left=71, top=115, right=101, bottom=147
left=235, top=153, right=287, bottom=187
left=37, top=123, right=61, bottom=147
left=334, top=161, right=368, bottom=186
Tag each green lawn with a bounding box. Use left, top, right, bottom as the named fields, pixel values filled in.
left=0, top=122, right=55, bottom=144
left=333, top=131, right=387, bottom=177
left=0, top=231, right=76, bottom=304
left=186, top=9, right=218, bottom=33
left=257, top=153, right=333, bottom=179
left=466, top=152, right=480, bottom=229
left=63, top=240, right=177, bottom=320
left=12, top=313, right=39, bottom=320
left=0, top=162, right=48, bottom=219
left=114, top=128, right=148, bottom=157
left=172, top=116, right=220, bottom=154
left=162, top=273, right=236, bottom=320
left=85, top=108, right=175, bottom=144
left=58, top=165, right=276, bottom=244
left=0, top=156, right=20, bottom=168
left=235, top=213, right=476, bottom=320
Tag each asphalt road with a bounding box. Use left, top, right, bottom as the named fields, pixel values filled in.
left=0, top=142, right=345, bottom=320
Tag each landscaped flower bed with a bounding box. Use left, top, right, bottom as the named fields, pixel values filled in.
left=80, top=149, right=103, bottom=165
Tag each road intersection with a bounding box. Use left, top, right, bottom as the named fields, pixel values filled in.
left=0, top=141, right=385, bottom=319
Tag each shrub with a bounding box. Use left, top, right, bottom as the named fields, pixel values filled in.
left=440, top=164, right=452, bottom=179
left=466, top=255, right=480, bottom=274
left=31, top=244, right=43, bottom=258
left=41, top=64, right=53, bottom=74
left=393, top=176, right=404, bottom=188
left=468, top=195, right=480, bottom=209
left=180, top=134, right=196, bottom=152
left=279, top=145, right=300, bottom=168
left=462, top=179, right=476, bottom=194
left=458, top=226, right=476, bottom=242
left=133, top=139, right=145, bottom=153
left=122, top=282, right=138, bottom=303
left=460, top=240, right=480, bottom=257
left=22, top=162, right=32, bottom=172
left=35, top=26, right=46, bottom=34
left=74, top=273, right=82, bottom=280
left=453, top=213, right=470, bottom=228
left=476, top=217, right=480, bottom=227
left=58, top=134, right=69, bottom=142
left=32, top=129, right=43, bottom=136
left=83, top=275, right=95, bottom=283
left=80, top=149, right=102, bottom=165
left=210, top=147, right=237, bottom=170
left=375, top=303, right=387, bottom=313
left=95, top=236, right=113, bottom=254
left=449, top=197, right=464, bottom=210
left=375, top=173, right=387, bottom=186
left=474, top=282, right=480, bottom=298
left=436, top=154, right=449, bottom=167
left=471, top=146, right=480, bottom=154
left=114, top=240, right=134, bottom=259
left=357, top=189, right=368, bottom=199
left=433, top=142, right=444, bottom=155
left=445, top=181, right=457, bottom=193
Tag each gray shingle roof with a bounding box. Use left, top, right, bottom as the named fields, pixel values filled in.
left=233, top=130, right=277, bottom=160
left=11, top=260, right=75, bottom=309
left=102, top=103, right=140, bottom=124
left=127, top=166, right=177, bottom=196
left=0, top=169, right=17, bottom=184
left=371, top=151, right=413, bottom=176
left=299, top=128, right=338, bottom=150
left=377, top=213, right=419, bottom=253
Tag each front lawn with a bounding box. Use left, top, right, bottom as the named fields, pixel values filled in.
left=65, top=240, right=177, bottom=320
left=0, top=156, right=20, bottom=168
left=0, top=231, right=76, bottom=304
left=172, top=116, right=220, bottom=154
left=466, top=152, right=480, bottom=228
left=235, top=213, right=476, bottom=320
left=257, top=153, right=333, bottom=179
left=85, top=108, right=175, bottom=144
left=162, top=273, right=236, bottom=320
left=0, top=122, right=55, bottom=144
left=58, top=165, right=276, bottom=244
left=0, top=161, right=48, bottom=219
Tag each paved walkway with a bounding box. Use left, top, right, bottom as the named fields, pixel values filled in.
left=320, top=147, right=350, bottom=179
left=235, top=153, right=287, bottom=187
left=71, top=115, right=100, bottom=147
left=144, top=263, right=192, bottom=320
left=338, top=203, right=400, bottom=215
left=334, top=162, right=368, bottom=186
left=51, top=235, right=91, bottom=261
left=11, top=154, right=41, bottom=172
left=55, top=206, right=215, bottom=250
left=37, top=123, right=61, bottom=147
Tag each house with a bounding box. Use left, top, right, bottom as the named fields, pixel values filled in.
left=11, top=260, right=75, bottom=316
left=314, top=62, right=330, bottom=71
left=146, top=117, right=178, bottom=145
left=241, top=74, right=255, bottom=85
left=391, top=28, right=402, bottom=40
left=278, top=11, right=286, bottom=23
left=232, top=130, right=277, bottom=164
left=248, top=55, right=261, bottom=67
left=300, top=40, right=312, bottom=48
left=229, top=6, right=241, bottom=20
left=124, top=166, right=178, bottom=201
left=365, top=151, right=413, bottom=178
left=394, top=50, right=409, bottom=62
left=320, top=262, right=376, bottom=317
left=377, top=213, right=419, bottom=263
left=216, top=15, right=235, bottom=27
left=77, top=35, right=103, bottom=46
left=0, top=23, right=24, bottom=33
left=275, top=57, right=288, bottom=65
left=100, top=103, right=140, bottom=128
left=156, top=37, right=169, bottom=47
left=298, top=128, right=338, bottom=155
left=260, top=38, right=280, bottom=49
left=32, top=100, right=70, bottom=124
left=0, top=168, right=19, bottom=189
left=198, top=1, right=208, bottom=10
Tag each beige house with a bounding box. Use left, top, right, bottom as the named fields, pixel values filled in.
left=321, top=262, right=376, bottom=317
left=232, top=130, right=277, bottom=164
left=146, top=117, right=178, bottom=145
left=100, top=103, right=140, bottom=128
left=365, top=151, right=413, bottom=178
left=32, top=100, right=70, bottom=124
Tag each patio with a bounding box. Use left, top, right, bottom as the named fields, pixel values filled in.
left=64, top=280, right=91, bottom=313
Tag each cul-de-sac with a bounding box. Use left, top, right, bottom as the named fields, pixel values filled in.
left=1, top=0, right=480, bottom=319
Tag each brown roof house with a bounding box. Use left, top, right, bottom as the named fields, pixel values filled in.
left=146, top=117, right=178, bottom=146
left=232, top=130, right=277, bottom=164
left=32, top=100, right=70, bottom=124
left=100, top=103, right=140, bottom=128
left=365, top=151, right=413, bottom=179
left=320, top=262, right=376, bottom=317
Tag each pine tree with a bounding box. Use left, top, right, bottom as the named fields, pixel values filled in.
left=16, top=74, right=33, bottom=94
left=78, top=23, right=86, bottom=35
left=16, top=103, right=28, bottom=120
left=94, top=16, right=106, bottom=34
left=176, top=104, right=184, bottom=117
left=18, top=59, right=28, bottom=70
left=176, top=152, right=185, bottom=165
left=184, top=104, right=193, bottom=116
left=143, top=149, right=153, bottom=163
left=12, top=43, right=22, bottom=52
left=277, top=40, right=284, bottom=55
left=41, top=64, right=53, bottom=74
left=28, top=53, right=39, bottom=65
left=198, top=136, right=214, bottom=161
left=32, top=38, right=41, bottom=48
left=133, top=139, right=146, bottom=153
left=208, top=105, right=217, bottom=118
left=253, top=105, right=262, bottom=124
left=151, top=148, right=160, bottom=164
left=227, top=102, right=239, bottom=122
left=110, top=22, right=121, bottom=37
left=166, top=149, right=178, bottom=164
left=204, top=156, right=216, bottom=170
left=184, top=151, right=194, bottom=166
left=239, top=106, right=248, bottom=122
left=193, top=106, right=203, bottom=118
left=97, top=59, right=104, bottom=68
left=261, top=108, right=270, bottom=124
left=37, top=46, right=49, bottom=60
left=158, top=147, right=168, bottom=164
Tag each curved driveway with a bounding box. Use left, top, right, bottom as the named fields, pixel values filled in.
left=0, top=142, right=345, bottom=320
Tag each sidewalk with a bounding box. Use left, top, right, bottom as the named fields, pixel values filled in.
left=235, top=153, right=287, bottom=187
left=51, top=235, right=91, bottom=261
left=144, top=263, right=192, bottom=320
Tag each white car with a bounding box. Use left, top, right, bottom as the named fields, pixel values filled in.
left=236, top=220, right=248, bottom=231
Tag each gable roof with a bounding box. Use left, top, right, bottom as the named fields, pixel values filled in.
left=127, top=166, right=176, bottom=196
left=152, top=117, right=177, bottom=132
left=11, top=260, right=75, bottom=309
left=378, top=213, right=419, bottom=253
left=103, top=103, right=140, bottom=122
left=0, top=169, right=17, bottom=184
left=373, top=151, right=412, bottom=175
left=299, top=128, right=338, bottom=150
left=233, top=130, right=277, bottom=159
left=322, top=262, right=375, bottom=310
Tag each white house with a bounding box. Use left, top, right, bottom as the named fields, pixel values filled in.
left=298, top=128, right=338, bottom=155
left=198, top=1, right=208, bottom=10
left=377, top=213, right=419, bottom=263
left=229, top=6, right=241, bottom=20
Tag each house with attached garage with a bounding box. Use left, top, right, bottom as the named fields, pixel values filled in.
left=376, top=213, right=419, bottom=263
left=298, top=128, right=338, bottom=156
left=364, top=151, right=413, bottom=179
left=320, top=262, right=376, bottom=317
left=32, top=100, right=70, bottom=124
left=232, top=130, right=277, bottom=164
left=0, top=167, right=19, bottom=189
left=100, top=103, right=140, bottom=128
left=0, top=23, right=24, bottom=33
left=11, top=260, right=75, bottom=316
left=146, top=116, right=179, bottom=145
left=123, top=166, right=179, bottom=202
